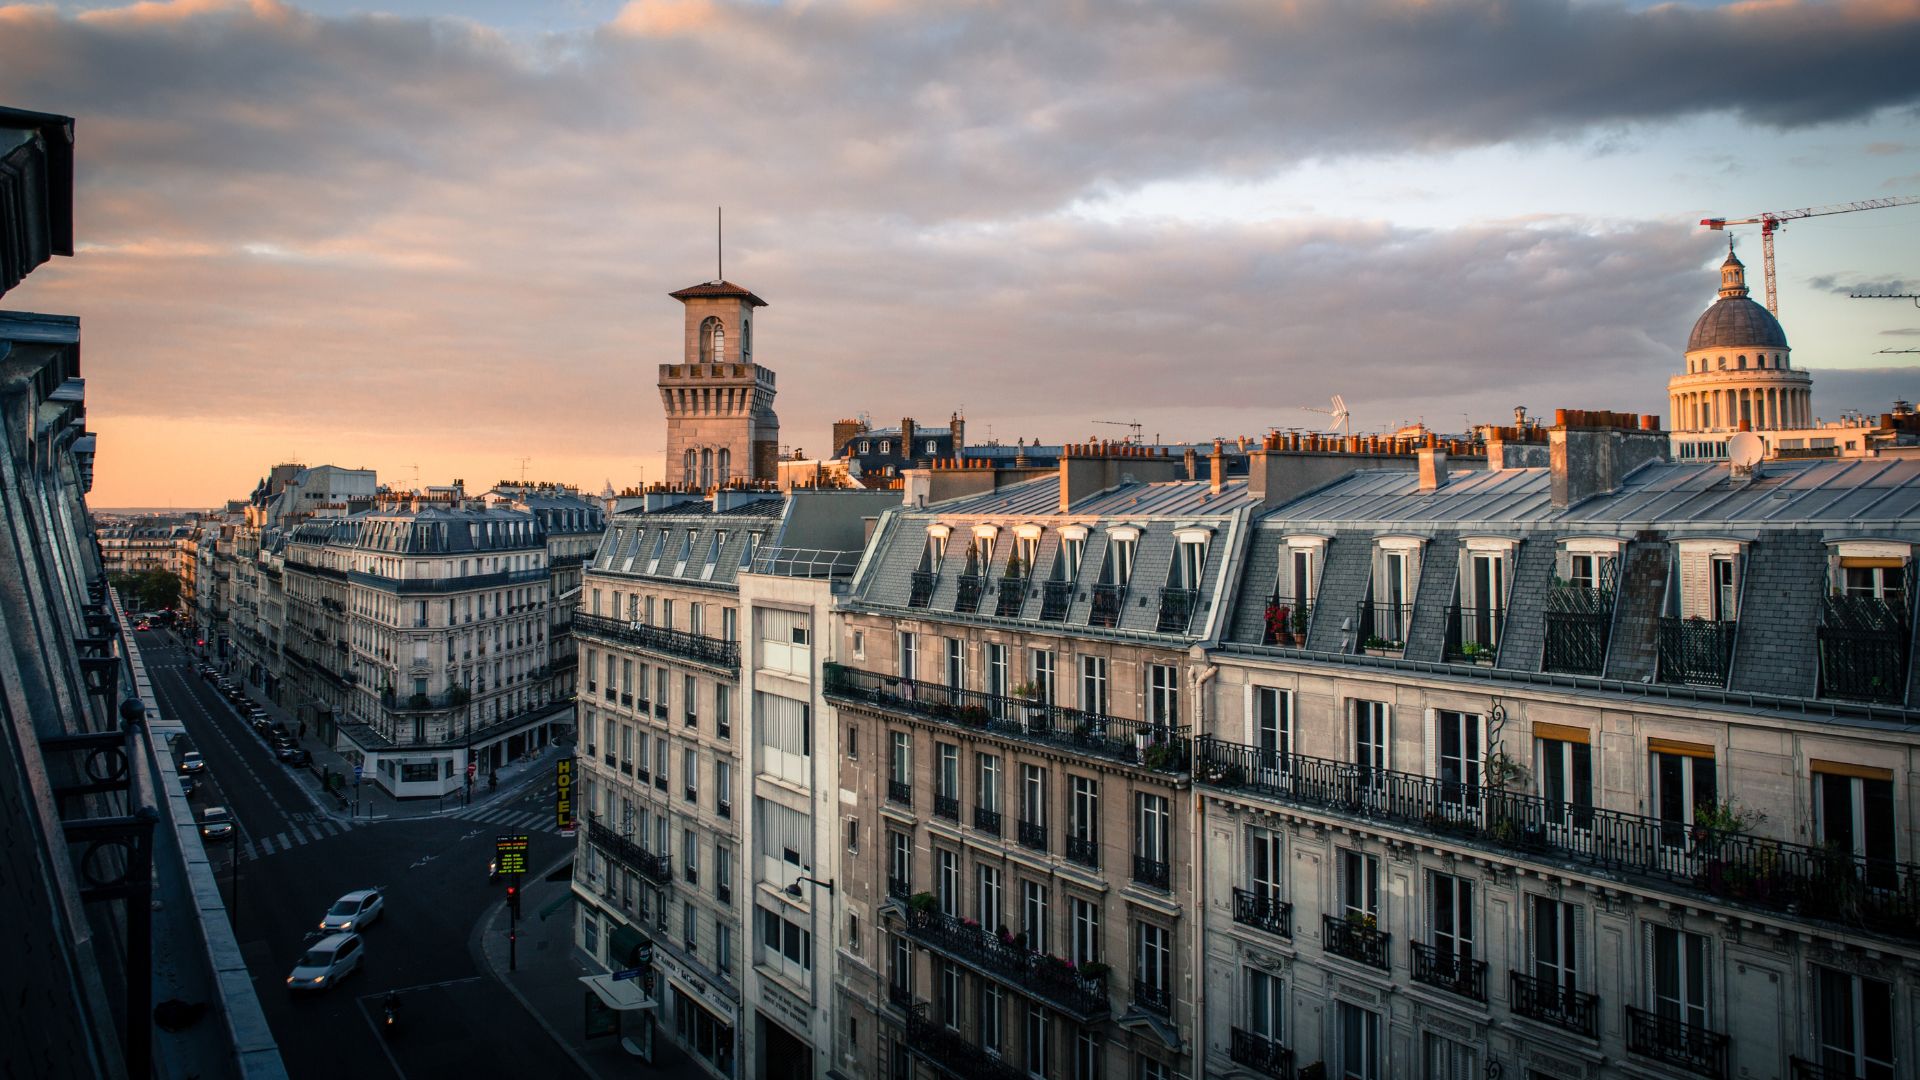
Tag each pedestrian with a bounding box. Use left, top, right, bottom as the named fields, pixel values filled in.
left=298, top=720, right=306, bottom=740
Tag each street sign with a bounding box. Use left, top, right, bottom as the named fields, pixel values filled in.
left=611, top=968, right=644, bottom=982
left=554, top=757, right=574, bottom=831
left=559, top=820, right=577, bottom=839
left=495, top=834, right=529, bottom=876
left=352, top=765, right=362, bottom=782
left=633, top=941, right=653, bottom=965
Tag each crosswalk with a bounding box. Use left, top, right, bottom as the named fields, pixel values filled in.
left=452, top=804, right=568, bottom=836
left=240, top=810, right=352, bottom=861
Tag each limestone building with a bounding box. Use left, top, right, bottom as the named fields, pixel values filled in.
left=660, top=281, right=780, bottom=488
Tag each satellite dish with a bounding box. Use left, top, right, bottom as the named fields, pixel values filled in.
left=1727, top=431, right=1765, bottom=470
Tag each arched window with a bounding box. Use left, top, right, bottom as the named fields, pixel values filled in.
left=683, top=449, right=696, bottom=483
left=700, top=316, right=725, bottom=364
left=741, top=318, right=751, bottom=360
left=717, top=449, right=731, bottom=486
left=1737, top=355, right=1747, bottom=369
left=1718, top=356, right=1727, bottom=370
left=700, top=449, right=714, bottom=489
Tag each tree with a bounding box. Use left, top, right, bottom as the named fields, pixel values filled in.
left=110, top=569, right=182, bottom=612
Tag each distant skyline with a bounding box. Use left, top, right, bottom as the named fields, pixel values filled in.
left=2, top=0, right=1918, bottom=507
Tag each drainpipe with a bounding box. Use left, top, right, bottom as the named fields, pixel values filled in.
left=1189, top=662, right=1217, bottom=1074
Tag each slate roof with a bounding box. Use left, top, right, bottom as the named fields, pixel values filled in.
left=668, top=280, right=768, bottom=307
left=1687, top=295, right=1789, bottom=351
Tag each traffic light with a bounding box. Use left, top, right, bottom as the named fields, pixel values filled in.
left=506, top=884, right=520, bottom=918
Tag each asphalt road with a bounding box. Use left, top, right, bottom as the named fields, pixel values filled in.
left=141, top=633, right=573, bottom=1080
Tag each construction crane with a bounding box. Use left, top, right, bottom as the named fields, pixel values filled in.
left=1300, top=394, right=1352, bottom=437
left=1092, top=419, right=1143, bottom=444
left=1700, top=195, right=1920, bottom=315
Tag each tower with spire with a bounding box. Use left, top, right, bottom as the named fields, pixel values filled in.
left=658, top=278, right=780, bottom=488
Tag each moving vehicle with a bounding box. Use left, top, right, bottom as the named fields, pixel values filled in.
left=278, top=747, right=312, bottom=766
left=286, top=932, right=363, bottom=991
left=318, top=888, right=385, bottom=933
left=199, top=806, right=234, bottom=841
left=178, top=750, right=206, bottom=775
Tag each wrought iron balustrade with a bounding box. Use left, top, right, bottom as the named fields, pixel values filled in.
left=1817, top=592, right=1910, bottom=704
left=1230, top=1028, right=1294, bottom=1080
left=973, top=806, right=1002, bottom=835
left=1089, top=584, right=1126, bottom=628
left=1018, top=819, right=1049, bottom=852
left=1625, top=1005, right=1730, bottom=1080
left=887, top=877, right=911, bottom=901
left=1410, top=941, right=1487, bottom=1002
left=904, top=1009, right=1025, bottom=1080
left=1156, top=587, right=1198, bottom=633
left=1657, top=617, right=1737, bottom=687
left=1195, top=735, right=1920, bottom=940
left=1065, top=835, right=1099, bottom=869
left=908, top=571, right=935, bottom=609
left=1132, top=854, right=1170, bottom=890
left=934, top=793, right=959, bottom=821
left=1040, top=581, right=1074, bottom=622
left=954, top=574, right=985, bottom=614
left=572, top=612, right=740, bottom=670
left=586, top=814, right=673, bottom=884
left=888, top=780, right=913, bottom=807
left=1231, top=888, right=1293, bottom=939
left=1133, top=982, right=1171, bottom=1016
left=1355, top=602, right=1411, bottom=651
left=895, top=907, right=1110, bottom=1021
left=996, top=576, right=1028, bottom=617
left=1261, top=599, right=1312, bottom=645
left=1509, top=971, right=1598, bottom=1038
left=1321, top=914, right=1390, bottom=970
left=1542, top=584, right=1615, bottom=675
left=1443, top=605, right=1503, bottom=664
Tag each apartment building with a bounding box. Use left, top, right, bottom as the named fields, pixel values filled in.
left=487, top=482, right=605, bottom=705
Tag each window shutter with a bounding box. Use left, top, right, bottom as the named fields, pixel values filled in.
left=1524, top=896, right=1538, bottom=977
left=1424, top=708, right=1438, bottom=779
left=1243, top=685, right=1255, bottom=747
left=1640, top=924, right=1654, bottom=1010
left=1336, top=850, right=1349, bottom=914
left=1572, top=904, right=1586, bottom=989
left=1382, top=704, right=1392, bottom=772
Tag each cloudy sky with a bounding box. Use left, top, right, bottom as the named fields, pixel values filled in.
left=3, top=0, right=1919, bottom=507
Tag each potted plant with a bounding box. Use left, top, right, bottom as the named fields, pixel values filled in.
left=1012, top=681, right=1048, bottom=723
left=1692, top=799, right=1766, bottom=838
left=1361, top=636, right=1402, bottom=657
left=1078, top=960, right=1111, bottom=984
left=1343, top=911, right=1378, bottom=933
left=1141, top=741, right=1182, bottom=771
left=907, top=891, right=937, bottom=915
left=1483, top=749, right=1529, bottom=790
left=1264, top=601, right=1295, bottom=646
left=957, top=704, right=992, bottom=726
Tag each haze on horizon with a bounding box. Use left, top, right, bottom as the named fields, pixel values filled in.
left=2, top=0, right=1918, bottom=508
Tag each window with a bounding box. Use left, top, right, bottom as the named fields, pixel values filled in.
left=1135, top=793, right=1169, bottom=881
left=683, top=748, right=698, bottom=802
left=1536, top=726, right=1593, bottom=828
left=945, top=638, right=965, bottom=698
left=1060, top=535, right=1085, bottom=583
left=898, top=631, right=918, bottom=680
left=1813, top=764, right=1897, bottom=869
left=1246, top=967, right=1283, bottom=1042
left=1338, top=848, right=1379, bottom=918
left=1843, top=561, right=1905, bottom=605
left=715, top=759, right=733, bottom=817
left=1426, top=870, right=1474, bottom=961
left=890, top=731, right=913, bottom=791
left=1431, top=710, right=1482, bottom=808
left=1338, top=1002, right=1382, bottom=1080
left=980, top=982, right=1004, bottom=1057
left=1710, top=555, right=1737, bottom=621
left=1286, top=545, right=1317, bottom=607
left=937, top=743, right=959, bottom=803
left=939, top=959, right=961, bottom=1028
left=987, top=643, right=1009, bottom=706
left=979, top=864, right=1003, bottom=932
left=1070, top=897, right=1100, bottom=966
left=1134, top=920, right=1169, bottom=996
left=1147, top=664, right=1178, bottom=726
left=1465, top=549, right=1506, bottom=646
left=1423, top=1033, right=1477, bottom=1080
left=1022, top=880, right=1049, bottom=953
left=889, top=830, right=912, bottom=894
left=716, top=921, right=733, bottom=970
left=757, top=692, right=812, bottom=786
left=1080, top=656, right=1107, bottom=715
left=1651, top=742, right=1716, bottom=845
left=1351, top=699, right=1388, bottom=789
left=683, top=896, right=698, bottom=948
left=1030, top=649, right=1055, bottom=704
left=715, top=845, right=732, bottom=905
left=1253, top=687, right=1292, bottom=777
left=938, top=849, right=960, bottom=916
left=759, top=904, right=812, bottom=982
left=1247, top=827, right=1282, bottom=902
left=1072, top=1030, right=1099, bottom=1080
left=1021, top=764, right=1048, bottom=828
left=684, top=674, right=698, bottom=726
left=1069, top=776, right=1098, bottom=854
left=978, top=753, right=1002, bottom=814
left=1108, top=536, right=1136, bottom=587
left=845, top=817, right=858, bottom=853
left=1174, top=535, right=1208, bottom=590
left=1025, top=1004, right=1051, bottom=1079
left=1646, top=925, right=1711, bottom=1032
left=1812, top=966, right=1895, bottom=1080
left=1529, top=895, right=1582, bottom=995
left=889, top=932, right=911, bottom=1000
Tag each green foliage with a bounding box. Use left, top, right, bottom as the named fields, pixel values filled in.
left=1694, top=799, right=1767, bottom=835
left=111, top=570, right=182, bottom=612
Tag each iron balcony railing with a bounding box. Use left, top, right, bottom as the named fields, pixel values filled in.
left=887, top=877, right=911, bottom=901
left=955, top=574, right=986, bottom=614
left=1789, top=1057, right=1860, bottom=1080
left=996, top=577, right=1028, bottom=618
left=888, top=780, right=913, bottom=807
left=896, top=907, right=1110, bottom=1021
left=1658, top=617, right=1737, bottom=687
left=1065, top=835, right=1099, bottom=869
left=1132, top=854, right=1170, bottom=890
left=1355, top=602, right=1411, bottom=651
left=934, top=794, right=960, bottom=822
left=1321, top=914, right=1390, bottom=970
left=1040, top=581, right=1074, bottom=622
left=1625, top=1006, right=1730, bottom=1080
left=1262, top=599, right=1312, bottom=646
left=974, top=806, right=1003, bottom=835
left=1410, top=941, right=1487, bottom=1002
left=1231, top=888, right=1293, bottom=939
left=904, top=1008, right=1025, bottom=1080
left=1133, top=983, right=1171, bottom=1016
left=1089, top=583, right=1126, bottom=628
left=1509, top=971, right=1598, bottom=1038
left=824, top=664, right=1192, bottom=775
left=1229, top=1028, right=1295, bottom=1080
left=1018, top=819, right=1049, bottom=853
left=586, top=814, right=673, bottom=885
left=1543, top=584, right=1616, bottom=676
left=1443, top=605, right=1503, bottom=665
left=908, top=571, right=935, bottom=609
left=573, top=612, right=740, bottom=671
left=348, top=566, right=544, bottom=595
left=1157, top=587, right=1199, bottom=633
left=1195, top=735, right=1920, bottom=940
left=1817, top=593, right=1911, bottom=704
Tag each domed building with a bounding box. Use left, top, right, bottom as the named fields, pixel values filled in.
left=1668, top=245, right=1814, bottom=440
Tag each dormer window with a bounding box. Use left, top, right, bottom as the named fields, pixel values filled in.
left=859, top=441, right=871, bottom=454
left=1172, top=529, right=1210, bottom=590
left=1105, top=527, right=1140, bottom=587
left=925, top=440, right=937, bottom=454
left=1057, top=526, right=1088, bottom=582
left=879, top=441, right=891, bottom=454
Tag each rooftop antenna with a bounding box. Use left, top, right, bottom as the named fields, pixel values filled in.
left=1877, top=349, right=1920, bottom=355
left=517, top=457, right=532, bottom=483
left=1301, top=394, right=1352, bottom=436
left=717, top=206, right=723, bottom=282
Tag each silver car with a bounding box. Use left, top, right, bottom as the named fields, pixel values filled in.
left=199, top=806, right=234, bottom=841
left=286, top=932, right=362, bottom=991
left=318, top=888, right=385, bottom=933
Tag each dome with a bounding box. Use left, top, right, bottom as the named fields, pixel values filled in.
left=1686, top=246, right=1788, bottom=352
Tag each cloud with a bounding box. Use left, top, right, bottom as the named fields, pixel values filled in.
left=1809, top=274, right=1913, bottom=295
left=1882, top=327, right=1920, bottom=336
left=1800, top=365, right=1920, bottom=418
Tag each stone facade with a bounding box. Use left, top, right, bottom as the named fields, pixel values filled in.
left=660, top=282, right=780, bottom=487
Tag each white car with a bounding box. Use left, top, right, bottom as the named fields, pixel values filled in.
left=199, top=806, right=234, bottom=841
left=318, top=888, right=385, bottom=933
left=178, top=751, right=206, bottom=775
left=286, top=932, right=363, bottom=991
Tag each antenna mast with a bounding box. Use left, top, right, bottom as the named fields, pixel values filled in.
left=717, top=206, right=723, bottom=281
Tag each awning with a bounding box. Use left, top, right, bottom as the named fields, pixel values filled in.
left=580, top=974, right=655, bottom=1012
left=609, top=923, right=649, bottom=967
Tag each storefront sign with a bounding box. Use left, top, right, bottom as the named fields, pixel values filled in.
left=555, top=757, right=574, bottom=831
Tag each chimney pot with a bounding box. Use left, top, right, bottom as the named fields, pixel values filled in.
left=1419, top=448, right=1449, bottom=493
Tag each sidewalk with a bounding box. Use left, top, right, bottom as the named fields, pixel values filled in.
left=476, top=857, right=701, bottom=1079
left=181, top=630, right=562, bottom=825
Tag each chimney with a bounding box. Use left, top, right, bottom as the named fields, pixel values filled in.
left=1550, top=409, right=1671, bottom=509
left=1209, top=439, right=1225, bottom=494
left=950, top=411, right=966, bottom=454
left=1183, top=447, right=1199, bottom=480
left=831, top=418, right=866, bottom=456
left=900, top=417, right=917, bottom=459
left=1418, top=448, right=1448, bottom=492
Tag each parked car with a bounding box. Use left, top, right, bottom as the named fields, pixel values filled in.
left=278, top=747, right=312, bottom=767
left=180, top=774, right=198, bottom=797
left=251, top=716, right=274, bottom=735
left=199, top=806, right=235, bottom=841
left=286, top=932, right=363, bottom=991
left=178, top=750, right=206, bottom=775
left=318, top=889, right=385, bottom=933
left=269, top=734, right=296, bottom=754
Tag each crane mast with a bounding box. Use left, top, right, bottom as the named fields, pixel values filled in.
left=1701, top=195, right=1920, bottom=315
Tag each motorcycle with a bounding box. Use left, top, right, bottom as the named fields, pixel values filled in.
left=488, top=857, right=499, bottom=884
left=381, top=995, right=399, bottom=1036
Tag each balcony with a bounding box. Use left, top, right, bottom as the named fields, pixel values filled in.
left=888, top=780, right=913, bottom=807
left=1355, top=601, right=1410, bottom=654
left=1443, top=605, right=1502, bottom=665
left=895, top=907, right=1110, bottom=1022
left=1321, top=914, right=1390, bottom=970
left=934, top=794, right=960, bottom=822
left=954, top=574, right=985, bottom=614
left=908, top=571, right=935, bottom=609
left=995, top=576, right=1028, bottom=618
left=1132, top=854, right=1170, bottom=890
left=904, top=1010, right=1025, bottom=1080
left=1088, top=583, right=1126, bottom=628
left=1817, top=593, right=1910, bottom=704
left=1231, top=888, right=1293, bottom=940
left=585, top=814, right=673, bottom=885
left=1657, top=617, right=1737, bottom=687
left=1625, top=1006, right=1729, bottom=1080
left=1156, top=587, right=1199, bottom=633
left=824, top=664, right=1192, bottom=775
left=1133, top=983, right=1171, bottom=1016
left=1018, top=819, right=1048, bottom=853
left=1262, top=599, right=1312, bottom=646
left=887, top=877, right=911, bottom=901
left=572, top=612, right=740, bottom=671
left=1195, top=735, right=1920, bottom=941
left=1410, top=942, right=1487, bottom=1002
left=1542, top=584, right=1615, bottom=676
left=1065, top=835, right=1099, bottom=869
left=1790, top=1058, right=1862, bottom=1080
left=1040, top=581, right=1073, bottom=622
left=973, top=806, right=1002, bottom=836
left=1230, top=1028, right=1294, bottom=1080
left=1509, top=971, right=1598, bottom=1038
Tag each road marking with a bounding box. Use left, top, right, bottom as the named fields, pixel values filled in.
left=408, top=854, right=438, bottom=870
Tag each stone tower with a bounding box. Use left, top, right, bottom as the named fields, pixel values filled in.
left=659, top=280, right=780, bottom=487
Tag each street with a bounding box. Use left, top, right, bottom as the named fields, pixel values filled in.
left=141, top=632, right=577, bottom=1080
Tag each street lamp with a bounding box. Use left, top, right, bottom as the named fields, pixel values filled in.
left=785, top=876, right=834, bottom=898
